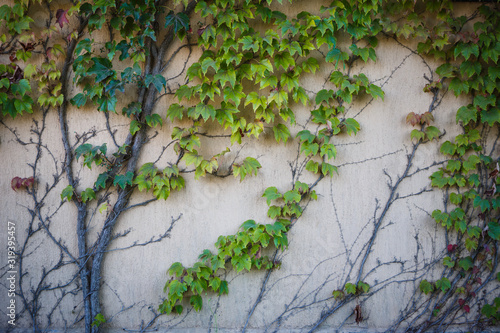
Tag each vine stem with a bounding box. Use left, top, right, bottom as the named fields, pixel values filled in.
left=355, top=88, right=441, bottom=285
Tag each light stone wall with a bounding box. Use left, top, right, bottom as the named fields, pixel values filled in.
left=1, top=2, right=497, bottom=332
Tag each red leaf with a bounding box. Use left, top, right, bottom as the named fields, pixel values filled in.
left=406, top=112, right=420, bottom=127
left=475, top=277, right=482, bottom=285
left=463, top=305, right=470, bottom=313
left=472, top=265, right=479, bottom=275
left=11, top=176, right=34, bottom=191
left=447, top=244, right=457, bottom=253
left=197, top=25, right=208, bottom=36
left=458, top=298, right=465, bottom=306
left=56, top=9, right=69, bottom=28
left=11, top=177, right=22, bottom=191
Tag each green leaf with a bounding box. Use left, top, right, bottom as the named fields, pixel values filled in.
left=168, top=262, right=184, bottom=277
left=411, top=129, right=426, bottom=142
left=305, top=160, right=319, bottom=174
left=344, top=118, right=360, bottom=135
left=262, top=187, right=282, bottom=205
left=145, top=74, right=166, bottom=93
left=81, top=188, right=96, bottom=203
left=332, top=290, right=344, bottom=299
left=283, top=190, right=301, bottom=204
left=168, top=280, right=187, bottom=299
left=419, top=280, right=434, bottom=294
left=440, top=141, right=456, bottom=156
left=435, top=277, right=451, bottom=292
left=273, top=124, right=291, bottom=144
left=366, top=84, right=384, bottom=100
left=456, top=105, right=477, bottom=125
left=267, top=205, right=282, bottom=219
left=458, top=257, right=473, bottom=271
left=233, top=157, right=261, bottom=182
left=425, top=126, right=441, bottom=141
left=436, top=63, right=456, bottom=78
left=357, top=281, right=370, bottom=293
left=315, top=89, right=334, bottom=104
left=219, top=280, right=228, bottom=295
left=473, top=196, right=490, bottom=213
left=71, top=93, right=87, bottom=108
left=61, top=185, right=74, bottom=202
left=488, top=221, right=500, bottom=240
left=345, top=282, right=356, bottom=295
left=481, top=108, right=500, bottom=126
left=190, top=295, right=203, bottom=311
left=130, top=120, right=141, bottom=135
left=241, top=220, right=257, bottom=231
left=443, top=256, right=455, bottom=268
left=165, top=11, right=189, bottom=33
left=321, top=162, right=338, bottom=177
left=87, top=58, right=114, bottom=83
left=113, top=171, right=134, bottom=189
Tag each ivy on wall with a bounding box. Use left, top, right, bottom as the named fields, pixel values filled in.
left=1, top=0, right=499, bottom=332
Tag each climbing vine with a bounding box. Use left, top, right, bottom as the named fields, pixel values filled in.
left=0, top=0, right=499, bottom=332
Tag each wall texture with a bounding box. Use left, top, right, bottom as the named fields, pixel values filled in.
left=1, top=1, right=499, bottom=332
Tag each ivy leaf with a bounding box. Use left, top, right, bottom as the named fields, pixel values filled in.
left=435, top=277, right=451, bottom=292
left=71, top=93, right=87, bottom=108
left=305, top=160, right=319, bottom=174
left=267, top=205, right=282, bottom=219
left=366, top=84, right=384, bottom=100
left=168, top=262, right=184, bottom=277
left=436, top=63, right=456, bottom=78
left=273, top=124, right=290, bottom=144
left=219, top=280, right=229, bottom=295
left=145, top=74, right=166, bottom=93
left=345, top=282, right=356, bottom=295
left=87, top=58, right=114, bottom=83
left=473, top=196, right=490, bottom=212
left=488, top=221, right=500, bottom=240
left=262, top=187, right=282, bottom=205
left=357, top=281, right=370, bottom=293
left=443, top=256, right=455, bottom=268
left=458, top=257, right=473, bottom=271
left=283, top=190, right=301, bottom=204
left=56, top=9, right=69, bottom=28
left=81, top=188, right=96, bottom=203
left=190, top=295, right=203, bottom=311
left=241, top=220, right=257, bottom=230
left=344, top=118, right=360, bottom=135
left=419, top=280, right=434, bottom=294
left=315, top=89, right=334, bottom=104
left=411, top=129, right=425, bottom=142
left=165, top=11, right=189, bottom=33
left=113, top=171, right=134, bottom=189
left=168, top=280, right=187, bottom=299
left=321, top=162, right=338, bottom=177
left=233, top=157, right=261, bottom=182
left=440, top=141, right=456, bottom=156
left=456, top=105, right=477, bottom=125
left=425, top=126, right=441, bottom=141
left=481, top=108, right=500, bottom=126
left=61, top=185, right=74, bottom=202
left=130, top=120, right=141, bottom=135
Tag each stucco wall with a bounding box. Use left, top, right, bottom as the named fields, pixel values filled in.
left=1, top=1, right=498, bottom=332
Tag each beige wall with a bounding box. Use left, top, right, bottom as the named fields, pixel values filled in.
left=1, top=2, right=497, bottom=332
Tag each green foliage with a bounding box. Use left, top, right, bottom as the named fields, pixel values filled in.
left=3, top=0, right=499, bottom=328
left=91, top=313, right=106, bottom=328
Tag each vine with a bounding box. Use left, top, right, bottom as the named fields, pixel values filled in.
left=0, top=0, right=499, bottom=332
